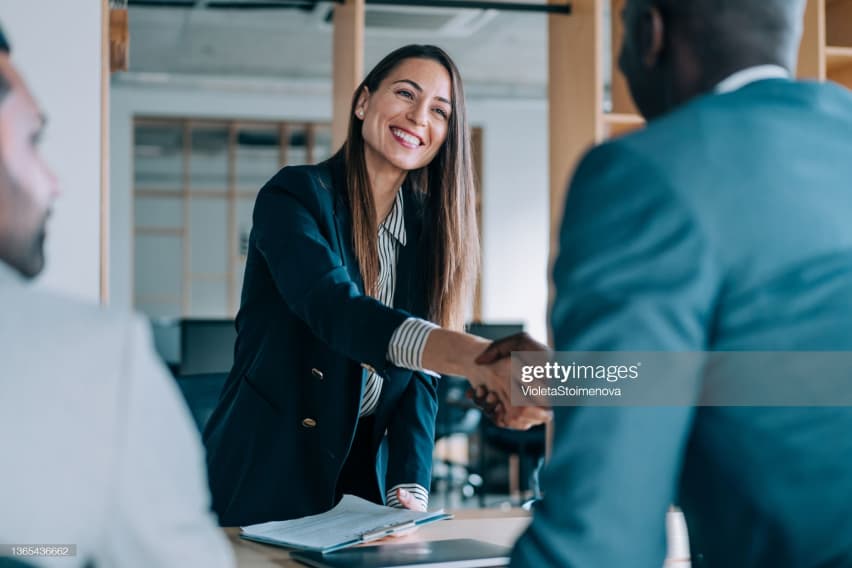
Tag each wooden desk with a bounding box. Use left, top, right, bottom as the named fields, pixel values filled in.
left=227, top=509, right=531, bottom=567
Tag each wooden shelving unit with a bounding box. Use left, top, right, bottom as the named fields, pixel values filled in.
left=603, top=112, right=645, bottom=138
left=605, top=0, right=644, bottom=140
left=132, top=118, right=331, bottom=319
left=800, top=0, right=852, bottom=86
left=825, top=0, right=852, bottom=87
left=826, top=46, right=852, bottom=72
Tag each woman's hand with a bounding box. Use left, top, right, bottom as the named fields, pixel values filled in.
left=396, top=487, right=427, bottom=512
left=468, top=332, right=554, bottom=430
left=421, top=329, right=512, bottom=409
left=463, top=354, right=513, bottom=415
left=385, top=488, right=424, bottom=538
left=420, top=328, right=551, bottom=429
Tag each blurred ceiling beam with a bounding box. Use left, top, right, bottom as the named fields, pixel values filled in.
left=127, top=0, right=571, bottom=13
left=127, top=1, right=328, bottom=8
left=331, top=0, right=364, bottom=150
left=366, top=1, right=570, bottom=14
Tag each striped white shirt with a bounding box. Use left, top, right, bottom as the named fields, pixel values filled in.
left=359, top=190, right=437, bottom=511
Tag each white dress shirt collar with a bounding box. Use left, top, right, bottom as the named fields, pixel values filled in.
left=714, top=64, right=791, bottom=94
left=379, top=190, right=407, bottom=247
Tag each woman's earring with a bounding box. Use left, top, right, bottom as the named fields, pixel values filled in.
left=357, top=110, right=364, bottom=118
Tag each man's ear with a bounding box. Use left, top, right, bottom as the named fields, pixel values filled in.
left=355, top=86, right=370, bottom=118
left=639, top=5, right=666, bottom=68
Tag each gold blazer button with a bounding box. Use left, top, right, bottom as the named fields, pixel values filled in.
left=311, top=368, right=324, bottom=380
left=302, top=418, right=317, bottom=428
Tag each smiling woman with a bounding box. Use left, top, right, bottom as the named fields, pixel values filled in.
left=202, top=44, right=547, bottom=527
left=344, top=45, right=475, bottom=329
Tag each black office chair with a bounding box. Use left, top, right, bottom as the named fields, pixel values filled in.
left=479, top=422, right=546, bottom=506
left=175, top=372, right=229, bottom=432
left=462, top=322, right=547, bottom=507
left=148, top=318, right=181, bottom=375
left=0, top=558, right=37, bottom=567
left=179, top=319, right=237, bottom=376
left=432, top=374, right=483, bottom=506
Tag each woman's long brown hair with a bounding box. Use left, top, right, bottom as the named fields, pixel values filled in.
left=340, top=44, right=479, bottom=331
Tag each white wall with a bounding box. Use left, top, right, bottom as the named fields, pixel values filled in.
left=111, top=81, right=549, bottom=339
left=1, top=0, right=104, bottom=302
left=470, top=100, right=549, bottom=340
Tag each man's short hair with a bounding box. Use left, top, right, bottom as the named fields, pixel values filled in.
left=0, top=22, right=9, bottom=54
left=660, top=0, right=805, bottom=69
left=0, top=22, right=10, bottom=102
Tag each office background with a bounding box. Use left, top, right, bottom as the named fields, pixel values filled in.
left=6, top=1, right=851, bottom=340
left=3, top=0, right=850, bottom=506
left=109, top=1, right=555, bottom=341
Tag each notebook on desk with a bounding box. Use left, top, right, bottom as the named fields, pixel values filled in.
left=291, top=539, right=511, bottom=568
left=240, top=494, right=451, bottom=553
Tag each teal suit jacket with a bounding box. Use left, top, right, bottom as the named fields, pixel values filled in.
left=513, top=80, right=852, bottom=567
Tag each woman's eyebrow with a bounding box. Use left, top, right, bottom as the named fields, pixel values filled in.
left=392, top=79, right=451, bottom=105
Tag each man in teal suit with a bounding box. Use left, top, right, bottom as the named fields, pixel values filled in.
left=491, top=0, right=852, bottom=565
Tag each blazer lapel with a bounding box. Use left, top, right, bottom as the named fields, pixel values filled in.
left=330, top=159, right=425, bottom=318
left=329, top=156, right=366, bottom=294
left=328, top=156, right=369, bottom=400
left=393, top=186, right=425, bottom=317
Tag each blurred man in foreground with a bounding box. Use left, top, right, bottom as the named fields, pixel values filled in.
left=0, top=24, right=234, bottom=567
left=479, top=0, right=852, bottom=566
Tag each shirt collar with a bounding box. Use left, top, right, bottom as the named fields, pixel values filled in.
left=380, top=190, right=407, bottom=247
left=714, top=64, right=791, bottom=94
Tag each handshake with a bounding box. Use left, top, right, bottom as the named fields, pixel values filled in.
left=462, top=332, right=553, bottom=431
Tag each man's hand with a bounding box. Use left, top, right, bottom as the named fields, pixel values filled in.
left=466, top=384, right=505, bottom=422
left=469, top=333, right=553, bottom=430
left=475, top=331, right=550, bottom=365
left=467, top=383, right=552, bottom=430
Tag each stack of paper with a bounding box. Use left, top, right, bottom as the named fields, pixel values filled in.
left=240, top=495, right=452, bottom=553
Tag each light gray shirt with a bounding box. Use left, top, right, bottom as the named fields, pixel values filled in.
left=0, top=263, right=234, bottom=567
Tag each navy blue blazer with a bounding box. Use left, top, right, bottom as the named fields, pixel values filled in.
left=203, top=155, right=438, bottom=526
left=513, top=80, right=852, bottom=567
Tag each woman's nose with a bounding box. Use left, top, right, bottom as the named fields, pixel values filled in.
left=407, top=104, right=428, bottom=126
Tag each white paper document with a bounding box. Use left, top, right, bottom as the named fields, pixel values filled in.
left=240, top=494, right=452, bottom=553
